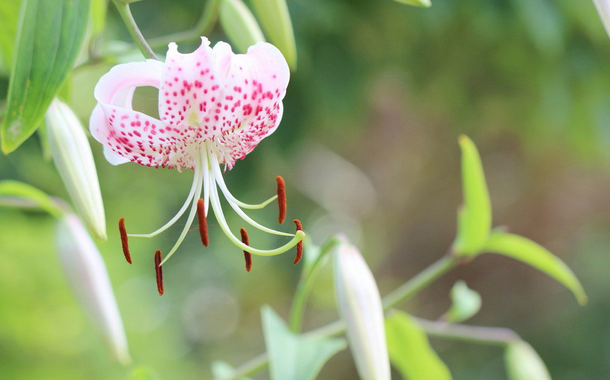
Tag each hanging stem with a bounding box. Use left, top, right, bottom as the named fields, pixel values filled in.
left=147, top=0, right=221, bottom=48
left=112, top=0, right=159, bottom=60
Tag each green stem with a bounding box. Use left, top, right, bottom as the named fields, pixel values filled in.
left=147, top=0, right=220, bottom=49
left=382, top=254, right=458, bottom=310
left=414, top=318, right=520, bottom=347
left=288, top=236, right=341, bottom=332
left=112, top=0, right=158, bottom=60
left=212, top=254, right=459, bottom=380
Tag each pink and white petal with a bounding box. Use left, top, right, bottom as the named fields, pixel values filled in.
left=94, top=60, right=164, bottom=105
left=204, top=42, right=289, bottom=139
left=213, top=41, right=234, bottom=79
left=158, top=38, right=224, bottom=127
left=90, top=104, right=131, bottom=166
left=94, top=103, right=199, bottom=170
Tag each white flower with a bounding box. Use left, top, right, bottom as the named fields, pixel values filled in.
left=594, top=0, right=610, bottom=39
left=56, top=213, right=130, bottom=364
left=334, top=240, right=390, bottom=380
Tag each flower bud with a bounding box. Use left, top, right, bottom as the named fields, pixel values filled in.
left=46, top=98, right=107, bottom=240
left=594, top=0, right=610, bottom=39
left=334, top=240, right=390, bottom=380
left=219, top=0, right=266, bottom=53
left=56, top=213, right=130, bottom=364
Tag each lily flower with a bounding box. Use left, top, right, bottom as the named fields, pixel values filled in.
left=90, top=38, right=304, bottom=270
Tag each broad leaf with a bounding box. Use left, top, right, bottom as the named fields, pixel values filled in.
left=0, top=180, right=62, bottom=217
left=1, top=0, right=90, bottom=154
left=219, top=0, right=265, bottom=54
left=385, top=311, right=452, bottom=380
left=483, top=232, right=587, bottom=305
left=0, top=0, right=21, bottom=73
left=453, top=135, right=492, bottom=256
left=442, top=280, right=481, bottom=323
left=250, top=0, right=297, bottom=69
left=262, top=306, right=347, bottom=380
left=504, top=341, right=551, bottom=380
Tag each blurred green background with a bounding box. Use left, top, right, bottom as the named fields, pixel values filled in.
left=2, top=0, right=610, bottom=379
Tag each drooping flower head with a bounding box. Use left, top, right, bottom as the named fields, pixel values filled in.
left=90, top=38, right=304, bottom=288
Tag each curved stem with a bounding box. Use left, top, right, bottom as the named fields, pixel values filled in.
left=147, top=0, right=221, bottom=49
left=112, top=0, right=158, bottom=60
left=212, top=254, right=460, bottom=380
left=414, top=318, right=521, bottom=347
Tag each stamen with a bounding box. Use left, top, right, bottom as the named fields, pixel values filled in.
left=240, top=228, right=253, bottom=272
left=276, top=176, right=287, bottom=224
left=118, top=218, right=132, bottom=264
left=154, top=250, right=164, bottom=296
left=197, top=198, right=209, bottom=247
left=293, top=219, right=303, bottom=265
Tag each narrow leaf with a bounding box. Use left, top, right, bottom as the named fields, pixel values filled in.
left=504, top=341, right=551, bottom=380
left=0, top=179, right=63, bottom=217
left=1, top=0, right=90, bottom=153
left=483, top=232, right=587, bottom=305
left=219, top=0, right=265, bottom=54
left=0, top=0, right=21, bottom=73
left=262, top=306, right=347, bottom=380
left=442, top=280, right=482, bottom=323
left=250, top=0, right=297, bottom=69
left=385, top=311, right=452, bottom=380
left=453, top=135, right=492, bottom=256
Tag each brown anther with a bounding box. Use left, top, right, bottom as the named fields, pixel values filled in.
left=197, top=198, right=209, bottom=247
left=240, top=228, right=253, bottom=272
left=276, top=176, right=287, bottom=224
left=118, top=218, right=132, bottom=264
left=154, top=250, right=164, bottom=296
left=293, top=219, right=303, bottom=265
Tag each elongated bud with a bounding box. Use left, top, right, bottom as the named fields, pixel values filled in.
left=219, top=0, right=266, bottom=53
left=240, top=228, right=253, bottom=272
left=250, top=0, right=297, bottom=69
left=393, top=0, right=431, bottom=7
left=505, top=341, right=551, bottom=380
left=334, top=240, right=390, bottom=380
left=594, top=0, right=610, bottom=40
left=56, top=213, right=130, bottom=364
left=46, top=98, right=107, bottom=240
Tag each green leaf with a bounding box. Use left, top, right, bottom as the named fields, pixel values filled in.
left=442, top=280, right=482, bottom=323
left=250, top=0, right=297, bottom=69
left=0, top=180, right=63, bottom=217
left=482, top=232, right=587, bottom=305
left=219, top=0, right=265, bottom=54
left=0, top=0, right=21, bottom=73
left=453, top=135, right=492, bottom=256
left=262, top=305, right=347, bottom=380
left=504, top=341, right=551, bottom=380
left=1, top=0, right=90, bottom=154
left=385, top=311, right=452, bottom=380
left=393, top=0, right=432, bottom=8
